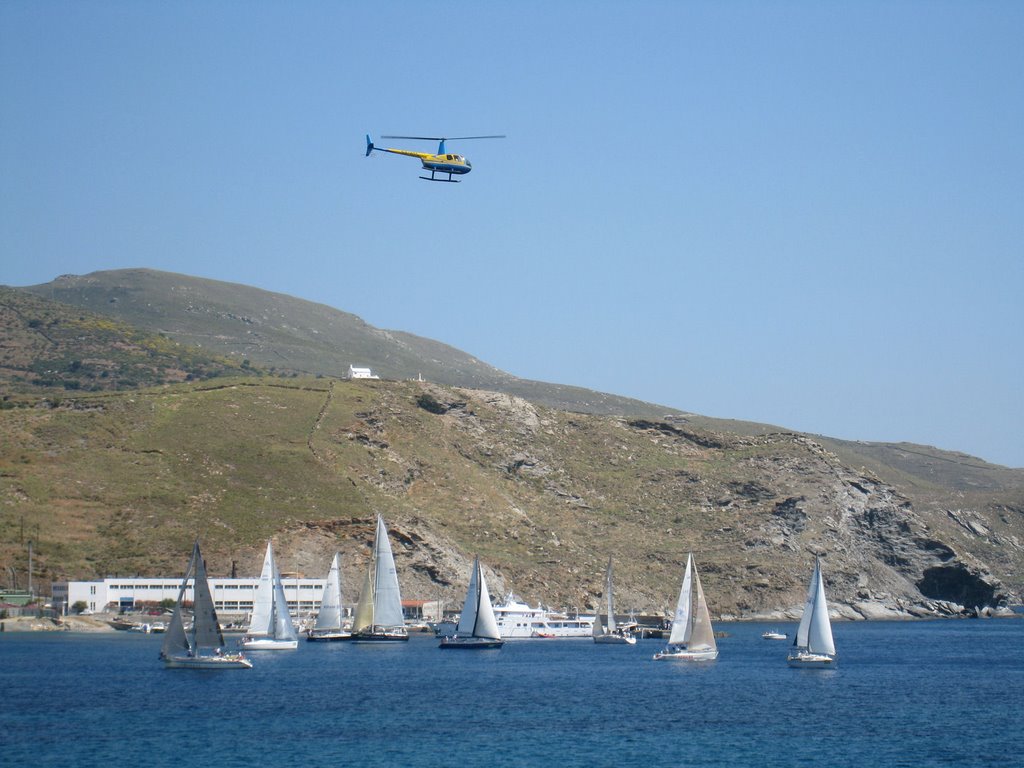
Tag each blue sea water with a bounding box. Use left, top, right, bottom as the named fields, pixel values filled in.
left=2, top=620, right=1023, bottom=767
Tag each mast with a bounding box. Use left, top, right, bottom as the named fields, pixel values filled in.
left=605, top=557, right=616, bottom=633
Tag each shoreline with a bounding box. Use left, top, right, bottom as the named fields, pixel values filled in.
left=2, top=610, right=1020, bottom=635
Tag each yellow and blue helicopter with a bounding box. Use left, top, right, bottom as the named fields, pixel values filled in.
left=365, top=134, right=505, bottom=182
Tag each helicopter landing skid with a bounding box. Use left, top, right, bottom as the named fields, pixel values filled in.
left=420, top=175, right=460, bottom=183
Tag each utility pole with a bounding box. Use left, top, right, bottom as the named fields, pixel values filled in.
left=27, top=540, right=33, bottom=598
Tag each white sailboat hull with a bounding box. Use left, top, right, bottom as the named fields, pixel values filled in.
left=240, top=636, right=298, bottom=650
left=594, top=633, right=636, bottom=645
left=653, top=646, right=719, bottom=661
left=787, top=651, right=836, bottom=668
left=163, top=653, right=253, bottom=670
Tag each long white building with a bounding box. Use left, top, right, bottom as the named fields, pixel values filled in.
left=52, top=577, right=329, bottom=618
left=51, top=578, right=441, bottom=622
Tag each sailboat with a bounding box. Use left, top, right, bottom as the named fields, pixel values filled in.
left=351, top=515, right=409, bottom=642
left=241, top=541, right=299, bottom=650
left=440, top=556, right=503, bottom=649
left=161, top=541, right=252, bottom=669
left=787, top=556, right=837, bottom=668
left=653, top=553, right=718, bottom=661
left=307, top=552, right=351, bottom=641
left=593, top=557, right=636, bottom=645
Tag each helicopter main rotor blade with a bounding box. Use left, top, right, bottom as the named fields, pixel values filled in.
left=380, top=135, right=506, bottom=141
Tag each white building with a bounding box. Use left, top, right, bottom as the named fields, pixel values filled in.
left=51, top=578, right=431, bottom=623
left=52, top=577, right=330, bottom=619
left=348, top=365, right=379, bottom=379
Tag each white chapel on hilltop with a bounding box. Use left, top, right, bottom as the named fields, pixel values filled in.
left=348, top=365, right=379, bottom=380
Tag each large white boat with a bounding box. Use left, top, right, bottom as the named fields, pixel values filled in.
left=492, top=594, right=593, bottom=639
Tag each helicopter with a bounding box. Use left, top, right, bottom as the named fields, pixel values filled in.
left=365, top=134, right=505, bottom=182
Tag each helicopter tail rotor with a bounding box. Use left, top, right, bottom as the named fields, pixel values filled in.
left=365, top=135, right=374, bottom=157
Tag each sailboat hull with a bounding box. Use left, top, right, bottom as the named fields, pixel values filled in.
left=594, top=633, right=636, bottom=645
left=439, top=636, right=503, bottom=649
left=653, top=647, right=719, bottom=661
left=240, top=636, right=298, bottom=650
left=305, top=630, right=353, bottom=642
left=787, top=651, right=836, bottom=668
left=350, top=627, right=409, bottom=642
left=163, top=653, right=253, bottom=669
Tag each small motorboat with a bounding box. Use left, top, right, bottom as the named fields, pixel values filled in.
left=762, top=630, right=787, bottom=640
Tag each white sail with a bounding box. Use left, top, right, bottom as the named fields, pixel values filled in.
left=248, top=542, right=277, bottom=636
left=314, top=553, right=343, bottom=632
left=246, top=540, right=296, bottom=642
left=591, top=610, right=604, bottom=638
left=456, top=557, right=482, bottom=637
left=687, top=561, right=717, bottom=653
left=475, top=566, right=500, bottom=640
left=793, top=557, right=818, bottom=650
left=806, top=558, right=835, bottom=656
left=473, top=559, right=501, bottom=640
left=353, top=515, right=405, bottom=632
left=667, top=554, right=694, bottom=646
left=271, top=566, right=298, bottom=642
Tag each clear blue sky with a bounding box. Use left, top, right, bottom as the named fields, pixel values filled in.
left=2, top=2, right=1022, bottom=467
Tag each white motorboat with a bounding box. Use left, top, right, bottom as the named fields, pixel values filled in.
left=653, top=553, right=719, bottom=661
left=762, top=630, right=787, bottom=640
left=492, top=595, right=593, bottom=639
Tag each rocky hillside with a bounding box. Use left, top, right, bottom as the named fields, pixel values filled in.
left=1, top=376, right=1018, bottom=619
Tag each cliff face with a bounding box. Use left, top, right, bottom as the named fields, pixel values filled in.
left=342, top=386, right=1008, bottom=619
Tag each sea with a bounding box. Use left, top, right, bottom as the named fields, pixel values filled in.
left=2, top=619, right=1023, bottom=767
